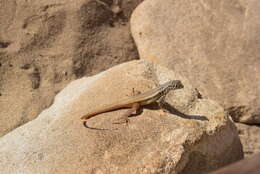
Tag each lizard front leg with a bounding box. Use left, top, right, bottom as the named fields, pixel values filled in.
left=158, top=95, right=169, bottom=113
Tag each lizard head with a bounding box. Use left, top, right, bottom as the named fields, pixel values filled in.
left=169, top=80, right=184, bottom=90
left=160, top=80, right=184, bottom=96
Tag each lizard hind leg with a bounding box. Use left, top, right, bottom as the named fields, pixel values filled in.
left=113, top=103, right=140, bottom=125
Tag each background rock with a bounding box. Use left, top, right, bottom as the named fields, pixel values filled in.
left=236, top=123, right=260, bottom=157
left=208, top=152, right=260, bottom=174
left=0, top=60, right=243, bottom=174
left=131, top=0, right=260, bottom=125
left=0, top=0, right=143, bottom=136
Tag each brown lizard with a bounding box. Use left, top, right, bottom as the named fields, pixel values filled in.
left=81, top=80, right=184, bottom=127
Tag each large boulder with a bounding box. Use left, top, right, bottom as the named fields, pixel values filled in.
left=131, top=0, right=260, bottom=124
left=0, top=0, right=142, bottom=136
left=0, top=60, right=243, bottom=174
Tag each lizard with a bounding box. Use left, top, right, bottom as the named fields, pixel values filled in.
left=81, top=80, right=184, bottom=127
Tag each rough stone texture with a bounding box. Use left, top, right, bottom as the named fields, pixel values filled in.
left=131, top=0, right=260, bottom=124
left=0, top=0, right=143, bottom=136
left=208, top=152, right=260, bottom=174
left=0, top=60, right=243, bottom=174
left=236, top=123, right=260, bottom=157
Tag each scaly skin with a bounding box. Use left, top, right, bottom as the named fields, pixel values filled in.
left=81, top=80, right=184, bottom=125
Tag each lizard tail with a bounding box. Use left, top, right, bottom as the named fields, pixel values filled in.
left=80, top=104, right=132, bottom=121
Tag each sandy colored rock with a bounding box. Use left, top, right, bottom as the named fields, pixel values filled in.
left=0, top=0, right=143, bottom=136
left=0, top=60, right=243, bottom=174
left=131, top=0, right=260, bottom=124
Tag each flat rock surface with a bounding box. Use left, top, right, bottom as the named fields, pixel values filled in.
left=0, top=60, right=243, bottom=174
left=131, top=0, right=260, bottom=125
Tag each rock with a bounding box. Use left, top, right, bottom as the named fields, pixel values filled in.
left=236, top=123, right=260, bottom=157
left=208, top=153, right=260, bottom=174
left=130, top=0, right=260, bottom=124
left=0, top=0, right=143, bottom=136
left=0, top=60, right=243, bottom=174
